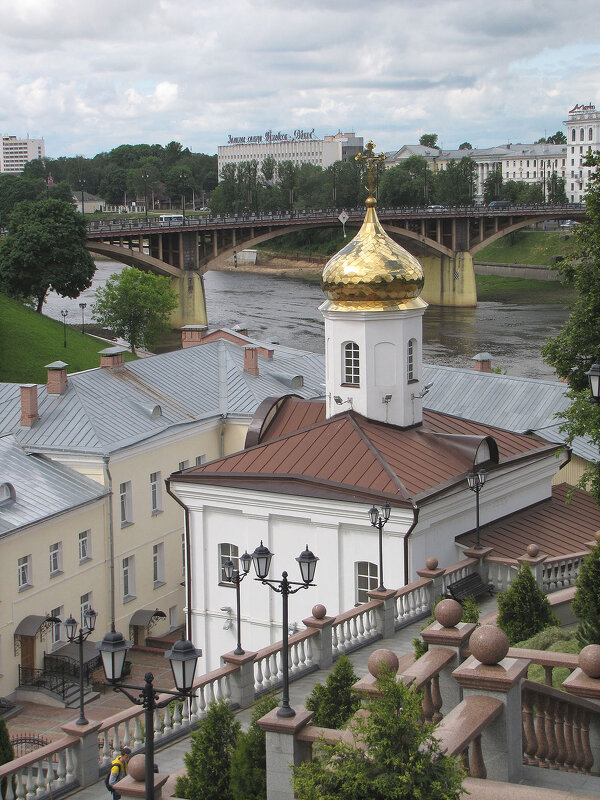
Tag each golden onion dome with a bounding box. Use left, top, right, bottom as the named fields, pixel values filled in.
left=321, top=196, right=425, bottom=311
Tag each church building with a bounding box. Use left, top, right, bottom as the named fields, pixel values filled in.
left=168, top=143, right=566, bottom=673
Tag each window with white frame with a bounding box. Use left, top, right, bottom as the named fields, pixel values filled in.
left=343, top=341, right=360, bottom=385
left=80, top=592, right=93, bottom=626
left=78, top=530, right=91, bottom=562
left=150, top=472, right=162, bottom=514
left=120, top=481, right=132, bottom=526
left=122, top=556, right=136, bottom=600
left=195, top=454, right=206, bottom=466
left=49, top=541, right=63, bottom=576
left=18, top=555, right=32, bottom=589
left=218, top=543, right=239, bottom=584
left=407, top=338, right=417, bottom=382
left=355, top=561, right=378, bottom=604
left=169, top=605, right=178, bottom=630
left=153, top=543, right=165, bottom=586
left=50, top=606, right=64, bottom=645
left=178, top=460, right=190, bottom=471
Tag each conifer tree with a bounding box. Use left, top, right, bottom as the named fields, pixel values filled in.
left=305, top=654, right=360, bottom=728
left=572, top=539, right=600, bottom=647
left=497, top=562, right=559, bottom=644
left=0, top=717, right=14, bottom=800
left=174, top=700, right=240, bottom=800
left=230, top=693, right=278, bottom=800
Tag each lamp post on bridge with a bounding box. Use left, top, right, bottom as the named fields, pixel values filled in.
left=64, top=607, right=97, bottom=726
left=142, top=171, right=149, bottom=220
left=180, top=171, right=187, bottom=223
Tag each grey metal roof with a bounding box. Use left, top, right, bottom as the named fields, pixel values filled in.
left=0, top=435, right=108, bottom=535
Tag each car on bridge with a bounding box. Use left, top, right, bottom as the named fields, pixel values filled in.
left=427, top=205, right=445, bottom=212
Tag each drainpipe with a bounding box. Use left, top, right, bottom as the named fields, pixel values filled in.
left=403, top=503, right=420, bottom=586
left=102, top=456, right=116, bottom=627
left=166, top=480, right=193, bottom=640
left=219, top=414, right=227, bottom=458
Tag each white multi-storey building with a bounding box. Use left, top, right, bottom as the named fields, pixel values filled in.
left=564, top=103, right=600, bottom=203
left=1, top=135, right=45, bottom=173
left=218, top=130, right=363, bottom=179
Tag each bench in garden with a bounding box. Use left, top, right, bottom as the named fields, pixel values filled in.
left=445, top=572, right=494, bottom=602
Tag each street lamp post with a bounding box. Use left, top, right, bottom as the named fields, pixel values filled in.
left=180, top=172, right=186, bottom=223
left=368, top=503, right=391, bottom=591
left=223, top=551, right=252, bottom=654
left=79, top=302, right=87, bottom=334
left=61, top=309, right=68, bottom=348
left=98, top=628, right=202, bottom=800
left=251, top=542, right=318, bottom=717
left=79, top=178, right=86, bottom=216
left=467, top=469, right=487, bottom=549
left=64, top=607, right=98, bottom=726
left=142, top=172, right=149, bottom=221
left=586, top=363, right=600, bottom=403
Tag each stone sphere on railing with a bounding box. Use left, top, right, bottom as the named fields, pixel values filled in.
left=127, top=755, right=146, bottom=782
left=425, top=557, right=439, bottom=570
left=435, top=598, right=463, bottom=628
left=579, top=644, right=600, bottom=678
left=312, top=604, right=327, bottom=619
left=368, top=648, right=399, bottom=678
left=526, top=543, right=539, bottom=558
left=469, top=625, right=509, bottom=665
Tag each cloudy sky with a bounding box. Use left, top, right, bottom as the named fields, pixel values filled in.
left=1, top=0, right=599, bottom=159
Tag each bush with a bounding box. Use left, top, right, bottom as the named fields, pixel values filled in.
left=230, top=694, right=279, bottom=800
left=515, top=627, right=579, bottom=689
left=305, top=654, right=360, bottom=728
left=294, top=667, right=464, bottom=800
left=0, top=717, right=14, bottom=800
left=497, top=563, right=559, bottom=644
left=461, top=595, right=480, bottom=624
left=572, top=540, right=600, bottom=647
left=174, top=700, right=240, bottom=800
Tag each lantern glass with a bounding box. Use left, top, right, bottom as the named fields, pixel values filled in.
left=368, top=506, right=379, bottom=526
left=252, top=541, right=273, bottom=580
left=165, top=637, right=202, bottom=693
left=97, top=629, right=131, bottom=683
left=240, top=551, right=252, bottom=575
left=478, top=469, right=487, bottom=488
left=65, top=615, right=77, bottom=641
left=586, top=363, right=600, bottom=402
left=296, top=545, right=319, bottom=584
left=84, top=607, right=97, bottom=632
left=382, top=503, right=391, bottom=522
left=223, top=559, right=235, bottom=582
left=467, top=472, right=476, bottom=491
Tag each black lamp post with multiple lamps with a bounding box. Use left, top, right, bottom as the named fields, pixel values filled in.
left=368, top=503, right=391, bottom=591
left=586, top=363, right=600, bottom=404
left=97, top=627, right=201, bottom=800
left=64, top=608, right=98, bottom=726
left=251, top=541, right=318, bottom=718
left=223, top=551, right=252, bottom=655
left=467, top=469, right=487, bottom=549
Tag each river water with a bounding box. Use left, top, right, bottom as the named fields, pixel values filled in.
left=43, top=262, right=569, bottom=381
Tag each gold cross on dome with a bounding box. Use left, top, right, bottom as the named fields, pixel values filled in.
left=355, top=140, right=386, bottom=197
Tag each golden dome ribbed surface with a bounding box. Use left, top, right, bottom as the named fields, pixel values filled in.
left=321, top=196, right=425, bottom=311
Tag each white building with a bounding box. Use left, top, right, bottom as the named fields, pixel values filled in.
left=564, top=103, right=600, bottom=202
left=218, top=130, right=363, bottom=179
left=1, top=135, right=45, bottom=174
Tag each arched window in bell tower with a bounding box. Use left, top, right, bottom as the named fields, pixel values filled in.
left=343, top=341, right=360, bottom=385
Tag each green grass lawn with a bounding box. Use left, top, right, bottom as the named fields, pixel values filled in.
left=475, top=274, right=575, bottom=305
left=0, top=294, right=136, bottom=384
left=475, top=229, right=580, bottom=266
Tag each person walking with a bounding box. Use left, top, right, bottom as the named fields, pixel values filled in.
left=106, top=747, right=131, bottom=798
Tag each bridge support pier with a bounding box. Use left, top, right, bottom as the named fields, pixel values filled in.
left=420, top=251, right=477, bottom=308
left=170, top=270, right=208, bottom=328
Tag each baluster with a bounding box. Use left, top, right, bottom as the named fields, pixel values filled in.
left=270, top=652, right=280, bottom=685
left=262, top=655, right=272, bottom=687
left=553, top=701, right=567, bottom=770
left=522, top=689, right=538, bottom=765
left=431, top=674, right=443, bottom=723
left=306, top=637, right=314, bottom=668
left=579, top=709, right=593, bottom=774
left=356, top=612, right=365, bottom=642
left=544, top=696, right=558, bottom=768
left=332, top=624, right=340, bottom=655
left=192, top=686, right=203, bottom=721
left=255, top=659, right=264, bottom=693
left=291, top=642, right=300, bottom=674
left=470, top=735, right=487, bottom=779
left=122, top=720, right=131, bottom=750
left=35, top=759, right=44, bottom=797
left=534, top=694, right=549, bottom=767
left=25, top=767, right=35, bottom=800
left=543, top=665, right=553, bottom=686
left=163, top=702, right=173, bottom=735
left=15, top=771, right=25, bottom=800
left=349, top=616, right=358, bottom=646
left=65, top=746, right=75, bottom=784
left=153, top=707, right=161, bottom=741
left=5, top=770, right=16, bottom=800
left=111, top=723, right=120, bottom=756
left=422, top=678, right=434, bottom=723
left=56, top=751, right=66, bottom=788
left=101, top=733, right=112, bottom=766
left=297, top=640, right=306, bottom=671
left=572, top=707, right=584, bottom=772
left=563, top=704, right=576, bottom=772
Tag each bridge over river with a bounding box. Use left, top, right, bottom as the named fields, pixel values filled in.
left=86, top=204, right=585, bottom=327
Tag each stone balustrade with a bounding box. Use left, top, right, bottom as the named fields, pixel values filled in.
left=0, top=732, right=79, bottom=800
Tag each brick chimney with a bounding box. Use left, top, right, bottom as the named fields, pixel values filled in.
left=181, top=325, right=209, bottom=349
left=45, top=361, right=68, bottom=395
left=99, top=346, right=127, bottom=368
left=472, top=352, right=493, bottom=373
left=244, top=346, right=259, bottom=376
left=233, top=323, right=249, bottom=336
left=20, top=384, right=39, bottom=426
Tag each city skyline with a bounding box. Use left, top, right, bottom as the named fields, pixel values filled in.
left=1, top=0, right=599, bottom=159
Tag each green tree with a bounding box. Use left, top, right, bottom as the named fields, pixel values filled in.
left=419, top=133, right=439, bottom=148
left=433, top=157, right=476, bottom=205
left=379, top=156, right=430, bottom=207
left=0, top=198, right=95, bottom=312
left=572, top=539, right=600, bottom=646
left=483, top=166, right=503, bottom=203
left=230, top=694, right=279, bottom=800
left=497, top=563, right=559, bottom=644
left=305, top=654, right=360, bottom=728
left=458, top=142, right=473, bottom=150
left=0, top=717, right=14, bottom=799
left=260, top=156, right=276, bottom=185
left=547, top=173, right=567, bottom=204
left=98, top=163, right=127, bottom=204
left=537, top=132, right=567, bottom=145
left=175, top=700, right=240, bottom=800
left=294, top=667, right=464, bottom=800
left=92, top=267, right=178, bottom=353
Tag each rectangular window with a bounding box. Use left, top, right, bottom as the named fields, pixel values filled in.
left=49, top=541, right=63, bottom=576
left=78, top=530, right=91, bottom=562
left=150, top=472, right=162, bottom=514
left=219, top=543, right=239, bottom=584
left=51, top=606, right=64, bottom=645
left=120, top=481, right=132, bottom=526
left=18, top=555, right=32, bottom=589
left=169, top=605, right=178, bottom=630
left=355, top=561, right=378, bottom=604
left=80, top=592, right=92, bottom=627
left=195, top=454, right=206, bottom=466
left=178, top=460, right=190, bottom=471
left=153, top=543, right=165, bottom=586
left=122, top=556, right=136, bottom=600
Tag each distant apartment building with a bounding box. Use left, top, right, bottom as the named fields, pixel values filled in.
left=0, top=135, right=45, bottom=174
left=564, top=103, right=600, bottom=202
left=218, top=130, right=363, bottom=179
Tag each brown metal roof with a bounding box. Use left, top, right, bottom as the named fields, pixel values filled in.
left=175, top=398, right=558, bottom=507
left=457, top=483, right=600, bottom=559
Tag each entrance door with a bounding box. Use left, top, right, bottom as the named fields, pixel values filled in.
left=20, top=636, right=36, bottom=682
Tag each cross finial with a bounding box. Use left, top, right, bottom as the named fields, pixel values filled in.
left=355, top=140, right=386, bottom=199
